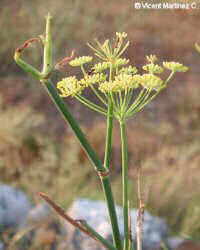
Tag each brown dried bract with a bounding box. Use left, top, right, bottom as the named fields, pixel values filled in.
left=16, top=38, right=41, bottom=53
left=55, top=50, right=75, bottom=70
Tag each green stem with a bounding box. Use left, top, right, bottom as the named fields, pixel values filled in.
left=14, top=55, right=42, bottom=80
left=43, top=79, right=104, bottom=171
left=104, top=63, right=115, bottom=171
left=104, top=96, right=114, bottom=170
left=14, top=14, right=122, bottom=250
left=42, top=13, right=53, bottom=76
left=42, top=80, right=122, bottom=249
left=120, top=120, right=130, bottom=250
left=125, top=89, right=146, bottom=116
left=80, top=221, right=117, bottom=250
left=90, top=85, right=108, bottom=106
left=75, top=94, right=107, bottom=115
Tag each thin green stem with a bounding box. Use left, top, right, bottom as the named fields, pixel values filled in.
left=75, top=94, right=107, bottom=115
left=42, top=13, right=53, bottom=76
left=119, top=120, right=130, bottom=250
left=104, top=63, right=114, bottom=171
left=125, top=89, right=150, bottom=117
left=104, top=64, right=122, bottom=249
left=43, top=79, right=104, bottom=171
left=125, top=89, right=146, bottom=115
left=165, top=71, right=175, bottom=85
left=90, top=85, right=108, bottom=106
left=81, top=65, right=87, bottom=76
left=130, top=90, right=157, bottom=116
left=104, top=96, right=114, bottom=170
left=14, top=54, right=42, bottom=80
left=80, top=221, right=117, bottom=250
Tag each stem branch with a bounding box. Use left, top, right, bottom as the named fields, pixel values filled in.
left=120, top=121, right=130, bottom=250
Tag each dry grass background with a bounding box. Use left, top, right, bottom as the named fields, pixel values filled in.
left=0, top=0, right=200, bottom=245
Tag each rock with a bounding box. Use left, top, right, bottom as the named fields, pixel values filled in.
left=27, top=203, right=52, bottom=224
left=61, top=198, right=169, bottom=250
left=0, top=184, right=32, bottom=230
left=0, top=242, right=4, bottom=250
left=167, top=237, right=185, bottom=250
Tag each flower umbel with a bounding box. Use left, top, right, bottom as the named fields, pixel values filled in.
left=57, top=76, right=82, bottom=97
left=140, top=74, right=163, bottom=90
left=143, top=63, right=163, bottom=74
left=163, top=62, right=188, bottom=72
left=57, top=34, right=188, bottom=121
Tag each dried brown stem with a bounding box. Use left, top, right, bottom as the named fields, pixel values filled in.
left=38, top=192, right=97, bottom=240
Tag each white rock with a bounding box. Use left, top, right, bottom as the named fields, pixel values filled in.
left=167, top=237, right=185, bottom=249
left=0, top=242, right=4, bottom=250
left=0, top=184, right=32, bottom=229
left=63, top=198, right=169, bottom=250
left=27, top=203, right=52, bottom=224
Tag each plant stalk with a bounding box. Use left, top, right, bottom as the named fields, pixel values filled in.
left=14, top=14, right=122, bottom=250
left=43, top=79, right=122, bottom=249
left=120, top=120, right=130, bottom=250
left=42, top=13, right=53, bottom=76
left=104, top=96, right=114, bottom=170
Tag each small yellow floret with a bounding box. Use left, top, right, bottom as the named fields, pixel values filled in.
left=114, top=74, right=140, bottom=90
left=146, top=55, right=158, bottom=64
left=69, top=56, right=93, bottom=67
left=143, top=63, right=163, bottom=74
left=140, top=74, right=163, bottom=90
left=163, top=62, right=188, bottom=72
left=116, top=32, right=128, bottom=39
left=80, top=73, right=106, bottom=87
left=99, top=81, right=118, bottom=93
left=119, top=66, right=138, bottom=75
left=99, top=74, right=140, bottom=93
left=57, top=76, right=82, bottom=97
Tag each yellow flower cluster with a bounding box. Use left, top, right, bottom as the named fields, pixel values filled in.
left=80, top=73, right=107, bottom=87
left=119, top=65, right=138, bottom=75
left=140, top=74, right=163, bottom=90
left=116, top=32, right=127, bottom=39
left=163, top=62, right=188, bottom=72
left=99, top=74, right=141, bottom=93
left=56, top=27, right=189, bottom=103
left=57, top=76, right=82, bottom=97
left=69, top=56, right=93, bottom=67
left=146, top=55, right=158, bottom=64
left=57, top=73, right=106, bottom=97
left=143, top=63, right=163, bottom=74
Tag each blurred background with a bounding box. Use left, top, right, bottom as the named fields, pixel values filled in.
left=0, top=0, right=200, bottom=248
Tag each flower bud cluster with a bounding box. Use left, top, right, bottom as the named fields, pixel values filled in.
left=57, top=32, right=188, bottom=119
